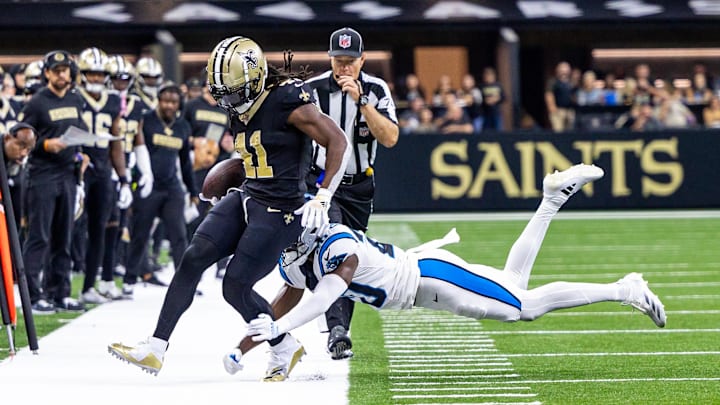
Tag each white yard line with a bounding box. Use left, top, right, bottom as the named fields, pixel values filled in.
left=0, top=269, right=348, bottom=405
left=481, top=328, right=720, bottom=335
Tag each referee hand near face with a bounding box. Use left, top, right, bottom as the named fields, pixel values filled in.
left=304, top=27, right=399, bottom=360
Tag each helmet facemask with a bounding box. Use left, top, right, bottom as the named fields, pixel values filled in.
left=280, top=224, right=327, bottom=268
left=78, top=47, right=110, bottom=95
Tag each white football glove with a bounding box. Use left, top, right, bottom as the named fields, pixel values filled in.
left=74, top=183, right=85, bottom=220
left=138, top=173, right=154, bottom=199
left=293, top=188, right=331, bottom=229
left=247, top=313, right=280, bottom=342
left=117, top=183, right=133, bottom=209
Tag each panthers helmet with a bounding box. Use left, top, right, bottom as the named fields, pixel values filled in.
left=135, top=57, right=163, bottom=97
left=23, top=60, right=45, bottom=95
left=207, top=36, right=268, bottom=115
left=280, top=224, right=328, bottom=268
left=107, top=54, right=135, bottom=88
left=77, top=47, right=110, bottom=93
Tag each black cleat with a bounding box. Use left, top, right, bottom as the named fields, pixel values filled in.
left=327, top=325, right=354, bottom=360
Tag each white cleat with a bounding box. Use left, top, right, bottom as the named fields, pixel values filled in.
left=108, top=337, right=167, bottom=376
left=98, top=280, right=123, bottom=300
left=619, top=272, right=667, bottom=328
left=543, top=163, right=604, bottom=205
left=223, top=348, right=244, bottom=375
left=263, top=334, right=306, bottom=382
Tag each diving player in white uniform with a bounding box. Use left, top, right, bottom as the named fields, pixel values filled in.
left=224, top=163, right=666, bottom=376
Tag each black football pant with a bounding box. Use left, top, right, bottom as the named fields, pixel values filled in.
left=307, top=173, right=375, bottom=333
left=23, top=177, right=76, bottom=303
left=153, top=191, right=301, bottom=347
left=81, top=172, right=114, bottom=293
left=124, top=186, right=186, bottom=285
left=102, top=181, right=125, bottom=281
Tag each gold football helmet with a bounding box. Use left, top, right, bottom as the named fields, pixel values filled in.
left=135, top=57, right=163, bottom=97
left=207, top=36, right=268, bottom=115
left=77, top=47, right=109, bottom=93
left=23, top=60, right=44, bottom=95
left=107, top=54, right=135, bottom=90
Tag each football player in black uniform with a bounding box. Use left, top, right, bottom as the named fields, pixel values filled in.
left=73, top=47, right=131, bottom=305
left=182, top=79, right=228, bottom=239
left=109, top=36, right=350, bottom=381
left=19, top=50, right=88, bottom=314
left=132, top=57, right=163, bottom=114
left=100, top=54, right=154, bottom=300
left=121, top=82, right=198, bottom=295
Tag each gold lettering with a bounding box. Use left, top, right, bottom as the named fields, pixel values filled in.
left=515, top=141, right=540, bottom=198
left=641, top=137, right=683, bottom=197
left=195, top=110, right=228, bottom=125
left=152, top=134, right=183, bottom=150
left=594, top=141, right=643, bottom=197
left=430, top=141, right=472, bottom=200
left=467, top=143, right=520, bottom=198
left=49, top=107, right=79, bottom=121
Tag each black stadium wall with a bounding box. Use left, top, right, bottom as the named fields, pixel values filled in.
left=373, top=130, right=719, bottom=212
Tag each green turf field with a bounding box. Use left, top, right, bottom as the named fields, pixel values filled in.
left=349, top=216, right=720, bottom=404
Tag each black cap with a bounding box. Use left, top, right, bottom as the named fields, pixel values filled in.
left=328, top=27, right=364, bottom=58
left=43, top=50, right=73, bottom=70
left=158, top=80, right=182, bottom=96
left=185, top=77, right=203, bottom=89
left=9, top=122, right=36, bottom=136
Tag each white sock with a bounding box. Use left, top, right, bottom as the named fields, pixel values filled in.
left=149, top=336, right=169, bottom=353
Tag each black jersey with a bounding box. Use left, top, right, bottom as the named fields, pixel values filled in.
left=0, top=98, right=17, bottom=135
left=183, top=97, right=229, bottom=141
left=79, top=89, right=121, bottom=176
left=230, top=79, right=314, bottom=211
left=131, top=87, right=157, bottom=115
left=18, top=87, right=85, bottom=184
left=142, top=110, right=197, bottom=196
left=114, top=92, right=145, bottom=154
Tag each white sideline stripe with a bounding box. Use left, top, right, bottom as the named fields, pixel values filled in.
left=396, top=402, right=542, bottom=405
left=387, top=354, right=507, bottom=363
left=390, top=351, right=720, bottom=359
left=652, top=281, right=720, bottom=287
left=482, top=328, right=720, bottom=335
left=386, top=344, right=496, bottom=348
left=389, top=367, right=516, bottom=373
left=390, top=362, right=513, bottom=368
left=666, top=294, right=720, bottom=299
left=389, top=374, right=521, bottom=380
left=385, top=339, right=495, bottom=343
left=387, top=348, right=499, bottom=353
left=507, top=377, right=720, bottom=384
left=392, top=377, right=720, bottom=385
left=393, top=393, right=538, bottom=399
left=531, top=263, right=720, bottom=278
left=371, top=209, right=720, bottom=222
left=547, top=310, right=720, bottom=316
left=391, top=386, right=533, bottom=392
left=0, top=268, right=349, bottom=404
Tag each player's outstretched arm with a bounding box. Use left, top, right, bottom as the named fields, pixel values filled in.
left=247, top=255, right=358, bottom=342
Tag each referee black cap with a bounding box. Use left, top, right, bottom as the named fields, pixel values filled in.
left=328, top=27, right=364, bottom=58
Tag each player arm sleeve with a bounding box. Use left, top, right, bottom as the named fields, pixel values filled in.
left=179, top=134, right=198, bottom=197
left=133, top=144, right=153, bottom=179
left=273, top=273, right=348, bottom=336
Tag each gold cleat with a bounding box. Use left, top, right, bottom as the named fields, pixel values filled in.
left=108, top=341, right=164, bottom=376
left=263, top=345, right=306, bottom=382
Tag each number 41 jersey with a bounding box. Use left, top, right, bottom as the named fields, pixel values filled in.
left=281, top=224, right=421, bottom=310
left=229, top=79, right=315, bottom=211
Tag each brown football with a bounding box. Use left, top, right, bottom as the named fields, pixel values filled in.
left=201, top=158, right=246, bottom=202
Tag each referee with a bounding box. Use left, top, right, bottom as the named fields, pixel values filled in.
left=305, top=27, right=399, bottom=359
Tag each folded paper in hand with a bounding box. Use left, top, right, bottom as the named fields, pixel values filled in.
left=60, top=125, right=123, bottom=147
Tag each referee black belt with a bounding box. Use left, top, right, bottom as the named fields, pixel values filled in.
left=310, top=165, right=367, bottom=185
